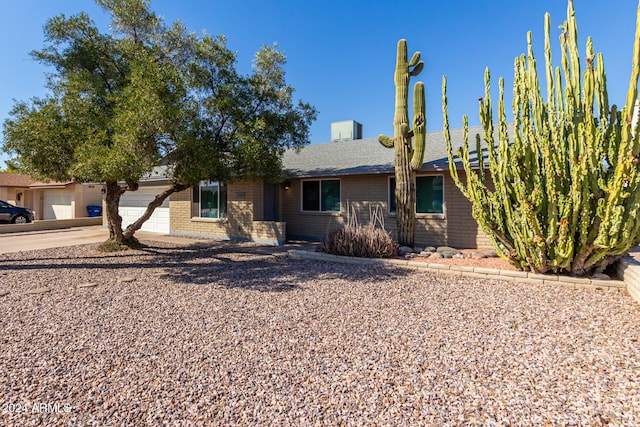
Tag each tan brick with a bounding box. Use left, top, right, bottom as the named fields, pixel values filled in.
left=426, top=263, right=451, bottom=270
left=450, top=265, right=475, bottom=273
left=500, top=270, right=528, bottom=278
left=529, top=273, right=557, bottom=281
left=556, top=276, right=592, bottom=285
left=387, top=259, right=410, bottom=267
left=474, top=267, right=501, bottom=275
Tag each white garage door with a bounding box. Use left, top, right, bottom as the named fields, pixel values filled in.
left=119, top=187, right=170, bottom=234
left=43, top=190, right=73, bottom=220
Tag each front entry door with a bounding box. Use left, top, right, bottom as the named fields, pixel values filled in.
left=263, top=183, right=279, bottom=221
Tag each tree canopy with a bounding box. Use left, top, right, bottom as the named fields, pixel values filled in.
left=2, top=0, right=316, bottom=244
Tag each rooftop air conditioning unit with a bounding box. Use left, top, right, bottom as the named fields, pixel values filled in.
left=331, top=120, right=363, bottom=142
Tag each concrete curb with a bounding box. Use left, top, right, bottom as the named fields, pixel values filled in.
left=288, top=250, right=637, bottom=301
left=0, top=217, right=102, bottom=234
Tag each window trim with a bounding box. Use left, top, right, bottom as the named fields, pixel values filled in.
left=388, top=174, right=445, bottom=217
left=300, top=178, right=341, bottom=213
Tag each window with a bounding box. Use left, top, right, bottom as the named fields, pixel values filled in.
left=389, top=175, right=444, bottom=214
left=416, top=176, right=444, bottom=214
left=193, top=181, right=227, bottom=219
left=302, top=179, right=340, bottom=212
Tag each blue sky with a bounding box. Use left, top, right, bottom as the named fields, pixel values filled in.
left=1, top=1, right=638, bottom=169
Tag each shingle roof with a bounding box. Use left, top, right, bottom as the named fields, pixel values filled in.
left=28, top=180, right=74, bottom=188
left=0, top=172, right=34, bottom=187
left=112, top=125, right=496, bottom=182
left=283, top=125, right=488, bottom=178
left=0, top=172, right=73, bottom=188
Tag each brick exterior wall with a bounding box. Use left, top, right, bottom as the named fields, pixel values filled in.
left=282, top=172, right=492, bottom=250
left=170, top=180, right=285, bottom=245
left=106, top=173, right=492, bottom=249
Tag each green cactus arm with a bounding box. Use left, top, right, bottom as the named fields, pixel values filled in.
left=442, top=76, right=466, bottom=195
left=443, top=74, right=515, bottom=261
left=410, top=61, right=424, bottom=77
left=479, top=68, right=493, bottom=185
left=378, top=134, right=394, bottom=148
left=595, top=52, right=609, bottom=122
left=595, top=1, right=640, bottom=254
left=567, top=0, right=581, bottom=107
left=622, top=2, right=640, bottom=145
left=544, top=13, right=556, bottom=122
left=409, top=51, right=421, bottom=67
left=410, top=82, right=426, bottom=171
left=475, top=134, right=486, bottom=183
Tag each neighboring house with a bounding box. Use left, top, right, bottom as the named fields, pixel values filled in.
left=119, top=123, right=492, bottom=249
left=0, top=172, right=103, bottom=220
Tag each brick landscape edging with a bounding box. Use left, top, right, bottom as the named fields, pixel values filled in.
left=287, top=250, right=639, bottom=304
left=617, top=255, right=640, bottom=305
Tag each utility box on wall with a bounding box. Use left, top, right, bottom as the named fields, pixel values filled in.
left=331, top=120, right=363, bottom=142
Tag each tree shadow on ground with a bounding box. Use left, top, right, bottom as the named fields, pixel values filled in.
left=147, top=242, right=410, bottom=292
left=0, top=240, right=409, bottom=293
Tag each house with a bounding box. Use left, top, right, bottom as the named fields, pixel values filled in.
left=0, top=172, right=103, bottom=220
left=120, top=123, right=492, bottom=249
left=279, top=123, right=490, bottom=249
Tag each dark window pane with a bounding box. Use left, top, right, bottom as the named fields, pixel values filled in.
left=302, top=181, right=320, bottom=211
left=389, top=177, right=396, bottom=213
left=416, top=176, right=444, bottom=214
left=219, top=182, right=227, bottom=218
left=321, top=180, right=340, bottom=212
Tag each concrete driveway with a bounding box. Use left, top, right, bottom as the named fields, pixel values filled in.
left=0, top=226, right=196, bottom=254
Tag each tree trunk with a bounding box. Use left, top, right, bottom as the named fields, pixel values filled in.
left=104, top=181, right=188, bottom=245
left=122, top=184, right=187, bottom=241
left=395, top=136, right=416, bottom=248
left=104, top=181, right=127, bottom=243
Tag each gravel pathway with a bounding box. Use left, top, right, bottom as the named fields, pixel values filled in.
left=0, top=241, right=639, bottom=426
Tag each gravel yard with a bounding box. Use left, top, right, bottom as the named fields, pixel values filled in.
left=0, top=240, right=639, bottom=426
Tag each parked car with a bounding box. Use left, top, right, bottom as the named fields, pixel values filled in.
left=0, top=200, right=34, bottom=224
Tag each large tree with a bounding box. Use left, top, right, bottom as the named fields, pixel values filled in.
left=2, top=0, right=316, bottom=245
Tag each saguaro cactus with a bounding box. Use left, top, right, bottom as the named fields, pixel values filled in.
left=442, top=0, right=640, bottom=276
left=379, top=39, right=426, bottom=248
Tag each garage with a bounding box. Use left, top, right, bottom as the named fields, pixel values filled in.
left=119, top=187, right=170, bottom=234
left=42, top=189, right=73, bottom=220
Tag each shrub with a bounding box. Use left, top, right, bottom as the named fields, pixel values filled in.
left=322, top=204, right=398, bottom=258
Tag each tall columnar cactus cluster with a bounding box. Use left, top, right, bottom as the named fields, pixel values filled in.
left=442, top=1, right=640, bottom=276
left=379, top=39, right=426, bottom=248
